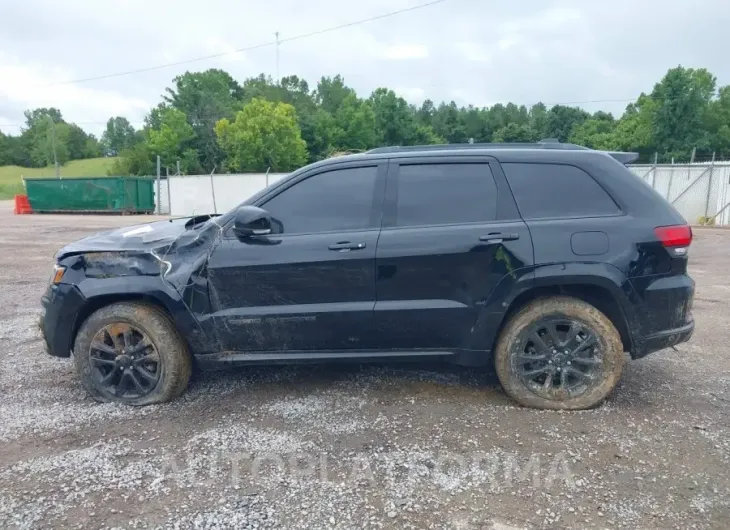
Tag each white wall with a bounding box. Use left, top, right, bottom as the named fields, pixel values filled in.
left=628, top=163, right=730, bottom=225
left=167, top=173, right=287, bottom=216
left=165, top=165, right=730, bottom=225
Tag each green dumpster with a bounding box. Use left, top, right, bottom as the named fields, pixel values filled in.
left=25, top=177, right=156, bottom=213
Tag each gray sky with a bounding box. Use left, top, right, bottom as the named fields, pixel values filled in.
left=1, top=0, right=729, bottom=136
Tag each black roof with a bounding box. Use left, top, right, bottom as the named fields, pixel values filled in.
left=364, top=139, right=639, bottom=164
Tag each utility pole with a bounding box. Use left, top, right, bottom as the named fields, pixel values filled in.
left=275, top=31, right=280, bottom=83
left=156, top=155, right=161, bottom=214
left=48, top=116, right=59, bottom=178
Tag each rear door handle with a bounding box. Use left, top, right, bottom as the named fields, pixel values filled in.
left=328, top=241, right=367, bottom=252
left=479, top=232, right=520, bottom=243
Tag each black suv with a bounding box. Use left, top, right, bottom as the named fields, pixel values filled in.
left=40, top=141, right=695, bottom=410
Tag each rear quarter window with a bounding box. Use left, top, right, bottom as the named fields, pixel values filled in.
left=502, top=163, right=620, bottom=219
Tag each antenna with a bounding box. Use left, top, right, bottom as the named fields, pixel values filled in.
left=275, top=31, right=280, bottom=83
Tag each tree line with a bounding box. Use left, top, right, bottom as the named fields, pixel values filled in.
left=1, top=65, right=729, bottom=174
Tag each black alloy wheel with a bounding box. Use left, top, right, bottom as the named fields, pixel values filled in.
left=89, top=322, right=161, bottom=399
left=512, top=318, right=603, bottom=400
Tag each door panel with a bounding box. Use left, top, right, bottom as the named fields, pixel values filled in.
left=374, top=221, right=532, bottom=350
left=206, top=162, right=386, bottom=353
left=373, top=158, right=533, bottom=351
left=207, top=230, right=379, bottom=352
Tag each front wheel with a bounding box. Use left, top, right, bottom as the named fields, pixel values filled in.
left=73, top=302, right=192, bottom=406
left=494, top=296, right=624, bottom=410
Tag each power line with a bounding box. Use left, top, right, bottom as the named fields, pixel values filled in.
left=45, top=0, right=451, bottom=88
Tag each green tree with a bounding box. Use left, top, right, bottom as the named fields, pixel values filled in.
left=24, top=108, right=63, bottom=129
left=214, top=98, right=308, bottom=172
left=431, top=102, right=468, bottom=143
left=416, top=99, right=436, bottom=127
left=333, top=94, right=378, bottom=152
left=101, top=117, right=137, bottom=156
left=29, top=119, right=70, bottom=167
left=462, top=106, right=491, bottom=143
left=492, top=123, right=536, bottom=143
left=164, top=69, right=243, bottom=171
left=610, top=95, right=657, bottom=157
left=545, top=105, right=590, bottom=142
left=108, top=143, right=156, bottom=176
left=569, top=112, right=616, bottom=149
left=315, top=75, right=356, bottom=115
left=19, top=108, right=67, bottom=167
left=0, top=130, right=17, bottom=165
left=650, top=66, right=716, bottom=158
left=148, top=107, right=198, bottom=172
left=369, top=88, right=441, bottom=146
left=707, top=85, right=730, bottom=154
left=66, top=124, right=99, bottom=160
left=529, top=103, right=549, bottom=140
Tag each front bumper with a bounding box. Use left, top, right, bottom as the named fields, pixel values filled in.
left=40, top=283, right=86, bottom=358
left=632, top=315, right=695, bottom=359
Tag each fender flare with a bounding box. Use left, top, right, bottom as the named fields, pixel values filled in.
left=475, top=262, right=641, bottom=352
left=72, top=276, right=210, bottom=353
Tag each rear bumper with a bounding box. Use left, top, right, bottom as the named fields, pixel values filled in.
left=40, top=283, right=85, bottom=358
left=632, top=315, right=694, bottom=359
left=628, top=272, right=694, bottom=359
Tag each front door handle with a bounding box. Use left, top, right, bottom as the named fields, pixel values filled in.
left=328, top=241, right=367, bottom=252
left=479, top=232, right=520, bottom=243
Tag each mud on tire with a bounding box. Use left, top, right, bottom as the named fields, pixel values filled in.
left=494, top=296, right=624, bottom=410
left=73, top=302, right=192, bottom=406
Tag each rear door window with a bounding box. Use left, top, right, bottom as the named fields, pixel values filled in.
left=394, top=163, right=497, bottom=227
left=502, top=163, right=619, bottom=219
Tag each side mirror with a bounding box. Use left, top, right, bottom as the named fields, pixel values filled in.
left=233, top=206, right=272, bottom=237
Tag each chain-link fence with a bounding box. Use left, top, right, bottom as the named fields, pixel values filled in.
left=158, top=161, right=730, bottom=226
left=629, top=161, right=730, bottom=226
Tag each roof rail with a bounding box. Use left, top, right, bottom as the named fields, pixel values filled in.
left=365, top=139, right=639, bottom=164
left=366, top=139, right=590, bottom=154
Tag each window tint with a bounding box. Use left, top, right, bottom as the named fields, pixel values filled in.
left=395, top=163, right=497, bottom=226
left=502, top=163, right=619, bottom=219
left=262, top=166, right=377, bottom=234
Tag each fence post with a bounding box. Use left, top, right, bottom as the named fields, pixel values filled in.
left=166, top=176, right=172, bottom=216
left=209, top=166, right=218, bottom=214
left=156, top=155, right=161, bottom=214
left=704, top=152, right=716, bottom=218
left=667, top=157, right=675, bottom=200
left=651, top=152, right=658, bottom=188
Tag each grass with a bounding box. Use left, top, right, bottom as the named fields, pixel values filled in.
left=0, top=157, right=119, bottom=199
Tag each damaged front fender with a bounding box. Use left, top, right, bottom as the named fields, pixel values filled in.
left=54, top=215, right=227, bottom=355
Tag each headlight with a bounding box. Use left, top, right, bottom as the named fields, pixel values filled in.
left=51, top=264, right=66, bottom=285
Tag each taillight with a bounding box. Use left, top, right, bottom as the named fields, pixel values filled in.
left=654, top=225, right=692, bottom=253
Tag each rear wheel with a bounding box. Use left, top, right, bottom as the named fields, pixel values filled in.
left=73, top=302, right=192, bottom=406
left=494, top=296, right=624, bottom=410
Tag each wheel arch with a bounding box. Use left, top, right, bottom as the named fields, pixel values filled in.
left=491, top=263, right=638, bottom=355
left=70, top=293, right=178, bottom=355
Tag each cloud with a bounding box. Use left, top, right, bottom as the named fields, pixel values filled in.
left=382, top=44, right=429, bottom=60
left=0, top=53, right=149, bottom=134
left=395, top=87, right=427, bottom=101
left=0, top=0, right=729, bottom=136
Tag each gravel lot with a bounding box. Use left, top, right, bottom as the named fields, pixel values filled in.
left=0, top=201, right=729, bottom=529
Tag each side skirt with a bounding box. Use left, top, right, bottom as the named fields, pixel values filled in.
left=194, top=349, right=491, bottom=369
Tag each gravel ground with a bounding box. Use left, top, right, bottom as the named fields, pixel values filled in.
left=0, top=201, right=728, bottom=529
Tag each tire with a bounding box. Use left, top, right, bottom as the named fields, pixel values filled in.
left=494, top=296, right=624, bottom=410
left=73, top=302, right=192, bottom=406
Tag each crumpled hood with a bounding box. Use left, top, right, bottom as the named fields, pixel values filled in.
left=55, top=216, right=216, bottom=261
